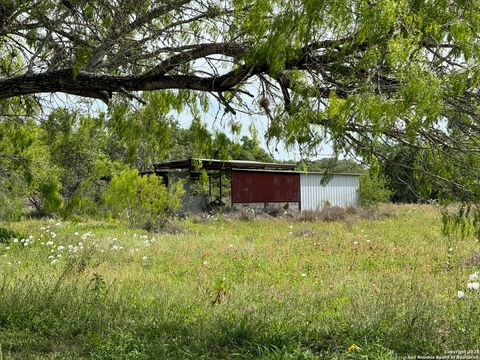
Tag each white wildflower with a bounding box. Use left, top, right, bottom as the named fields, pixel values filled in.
left=457, top=290, right=465, bottom=298
left=57, top=245, right=65, bottom=251
left=48, top=255, right=55, bottom=260
left=203, top=260, right=209, bottom=266
left=353, top=241, right=359, bottom=245
left=469, top=272, right=478, bottom=280
left=467, top=282, right=480, bottom=290
left=142, top=256, right=148, bottom=261
left=50, top=259, right=59, bottom=265
left=46, top=241, right=54, bottom=246
left=301, top=273, right=307, bottom=277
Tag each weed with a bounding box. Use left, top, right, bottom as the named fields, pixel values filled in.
left=0, top=227, right=24, bottom=245
left=0, top=204, right=478, bottom=358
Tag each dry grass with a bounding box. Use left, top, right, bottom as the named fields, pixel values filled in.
left=295, top=205, right=393, bottom=222
left=463, top=250, right=480, bottom=266
left=225, top=204, right=393, bottom=224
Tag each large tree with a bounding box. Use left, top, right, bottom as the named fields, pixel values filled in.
left=1, top=0, right=480, bottom=219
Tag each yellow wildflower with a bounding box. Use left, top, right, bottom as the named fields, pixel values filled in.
left=347, top=344, right=357, bottom=353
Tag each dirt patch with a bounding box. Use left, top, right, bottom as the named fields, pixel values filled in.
left=463, top=251, right=480, bottom=266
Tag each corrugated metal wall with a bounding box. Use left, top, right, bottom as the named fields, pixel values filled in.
left=300, top=174, right=359, bottom=210
left=231, top=170, right=300, bottom=203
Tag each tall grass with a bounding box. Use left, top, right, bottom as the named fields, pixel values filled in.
left=0, top=205, right=478, bottom=359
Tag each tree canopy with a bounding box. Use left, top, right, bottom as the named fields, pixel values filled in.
left=2, top=0, right=480, bottom=224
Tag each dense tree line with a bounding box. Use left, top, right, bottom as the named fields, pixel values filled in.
left=0, top=104, right=273, bottom=220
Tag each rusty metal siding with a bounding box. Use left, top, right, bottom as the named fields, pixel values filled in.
left=300, top=174, right=359, bottom=209
left=231, top=170, right=300, bottom=203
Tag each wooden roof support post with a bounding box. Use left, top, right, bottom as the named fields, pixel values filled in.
left=219, top=170, right=222, bottom=203
left=208, top=173, right=212, bottom=197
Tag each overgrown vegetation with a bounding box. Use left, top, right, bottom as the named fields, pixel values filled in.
left=0, top=227, right=23, bottom=245
left=294, top=158, right=366, bottom=174
left=0, top=205, right=478, bottom=358
left=358, top=172, right=393, bottom=208
left=0, top=108, right=273, bottom=223
left=104, top=169, right=185, bottom=230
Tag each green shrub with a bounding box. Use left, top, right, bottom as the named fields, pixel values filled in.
left=104, top=168, right=185, bottom=229
left=0, top=227, right=23, bottom=245
left=358, top=172, right=392, bottom=207
left=0, top=188, right=24, bottom=221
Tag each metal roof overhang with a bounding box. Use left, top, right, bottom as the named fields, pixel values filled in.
left=152, top=158, right=296, bottom=171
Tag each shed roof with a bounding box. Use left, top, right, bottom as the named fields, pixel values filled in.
left=153, top=158, right=296, bottom=171
left=231, top=168, right=362, bottom=176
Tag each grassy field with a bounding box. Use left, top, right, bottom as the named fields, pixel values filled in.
left=0, top=204, right=479, bottom=359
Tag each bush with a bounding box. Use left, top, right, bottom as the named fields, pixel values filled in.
left=300, top=206, right=347, bottom=222
left=0, top=186, right=24, bottom=221
left=104, top=168, right=185, bottom=229
left=0, top=227, right=23, bottom=245
left=358, top=172, right=392, bottom=208
left=264, top=205, right=284, bottom=217
left=236, top=208, right=255, bottom=222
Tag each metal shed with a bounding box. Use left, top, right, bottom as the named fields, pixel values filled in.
left=230, top=169, right=360, bottom=210
left=145, top=158, right=361, bottom=212
left=300, top=173, right=360, bottom=209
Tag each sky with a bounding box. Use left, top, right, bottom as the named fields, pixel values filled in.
left=175, top=93, right=336, bottom=161
left=49, top=92, right=336, bottom=162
